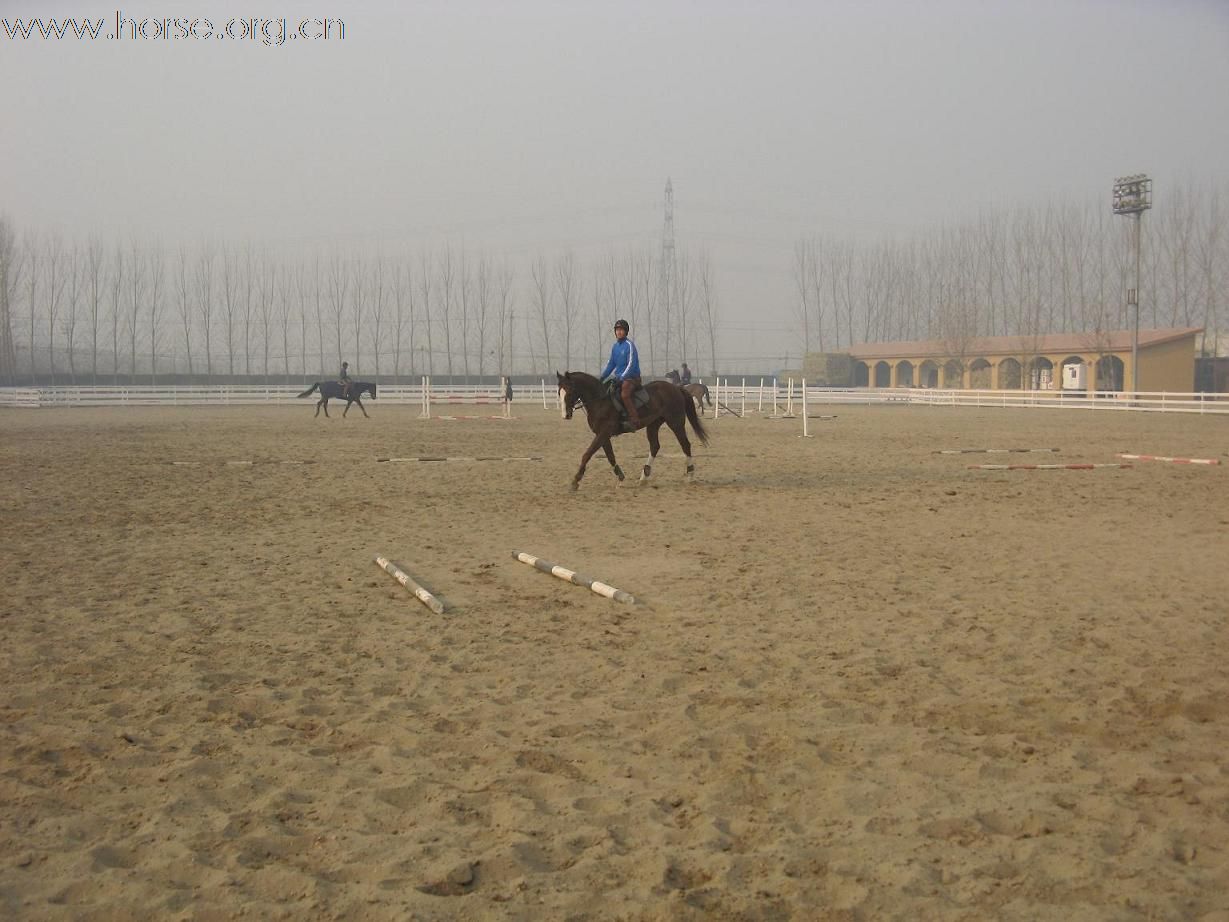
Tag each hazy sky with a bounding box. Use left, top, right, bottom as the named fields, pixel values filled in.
left=3, top=0, right=1228, bottom=363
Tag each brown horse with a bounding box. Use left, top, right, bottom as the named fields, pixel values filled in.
left=664, top=370, right=712, bottom=415
left=556, top=371, right=708, bottom=491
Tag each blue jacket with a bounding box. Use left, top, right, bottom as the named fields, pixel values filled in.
left=600, top=338, right=640, bottom=381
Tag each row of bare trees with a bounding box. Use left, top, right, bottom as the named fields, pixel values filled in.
left=0, top=223, right=724, bottom=386
left=792, top=180, right=1229, bottom=357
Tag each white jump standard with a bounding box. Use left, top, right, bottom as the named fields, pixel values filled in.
left=374, top=556, right=446, bottom=614
left=513, top=551, right=635, bottom=604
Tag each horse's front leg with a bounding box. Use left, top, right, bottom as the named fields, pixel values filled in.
left=342, top=399, right=351, bottom=418
left=639, top=421, right=664, bottom=485
left=571, top=429, right=611, bottom=491
left=601, top=439, right=625, bottom=482
left=355, top=398, right=369, bottom=418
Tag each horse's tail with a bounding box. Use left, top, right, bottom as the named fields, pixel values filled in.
left=684, top=390, right=709, bottom=446
left=297, top=382, right=319, bottom=398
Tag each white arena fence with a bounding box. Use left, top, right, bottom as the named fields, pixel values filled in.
left=2, top=379, right=1227, bottom=415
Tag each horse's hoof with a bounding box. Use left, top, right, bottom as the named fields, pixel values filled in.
left=569, top=481, right=579, bottom=492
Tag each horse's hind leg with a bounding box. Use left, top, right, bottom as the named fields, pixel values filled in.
left=639, top=421, right=664, bottom=485
left=667, top=417, right=696, bottom=481
left=315, top=398, right=326, bottom=418
left=601, top=439, right=625, bottom=482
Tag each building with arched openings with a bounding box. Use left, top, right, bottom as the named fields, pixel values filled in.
left=844, top=327, right=1202, bottom=393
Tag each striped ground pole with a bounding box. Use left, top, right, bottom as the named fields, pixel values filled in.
left=935, top=448, right=1059, bottom=454
left=374, top=556, right=446, bottom=614
left=1117, top=454, right=1220, bottom=465
left=512, top=550, right=635, bottom=605
left=376, top=456, right=542, bottom=463
left=969, top=463, right=1132, bottom=471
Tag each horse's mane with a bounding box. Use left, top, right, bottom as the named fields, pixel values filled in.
left=562, top=371, right=602, bottom=391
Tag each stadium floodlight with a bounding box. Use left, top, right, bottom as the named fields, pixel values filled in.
left=1113, top=174, right=1152, bottom=395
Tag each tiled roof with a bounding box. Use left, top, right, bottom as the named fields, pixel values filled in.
left=848, top=327, right=1202, bottom=360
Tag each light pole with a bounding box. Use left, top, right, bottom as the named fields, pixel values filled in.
left=1112, top=174, right=1152, bottom=395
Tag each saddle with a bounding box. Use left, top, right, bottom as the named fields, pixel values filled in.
left=608, top=382, right=651, bottom=430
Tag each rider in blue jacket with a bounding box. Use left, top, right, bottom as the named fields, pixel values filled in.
left=599, top=319, right=642, bottom=429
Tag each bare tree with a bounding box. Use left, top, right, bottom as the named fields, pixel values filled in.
left=391, top=259, right=410, bottom=379
left=62, top=243, right=83, bottom=382
left=529, top=254, right=553, bottom=373
left=697, top=249, right=720, bottom=377
left=146, top=246, right=165, bottom=383
left=85, top=238, right=105, bottom=384
left=439, top=247, right=456, bottom=379
left=368, top=255, right=386, bottom=379
left=552, top=251, right=578, bottom=373
left=24, top=232, right=40, bottom=382
left=349, top=257, right=367, bottom=373
left=195, top=245, right=216, bottom=381
left=497, top=262, right=515, bottom=377
left=326, top=256, right=349, bottom=368
left=220, top=245, right=241, bottom=378
left=0, top=217, right=21, bottom=384
left=43, top=234, right=66, bottom=384
left=474, top=254, right=491, bottom=379
left=174, top=247, right=195, bottom=378
left=257, top=254, right=275, bottom=380
left=418, top=251, right=434, bottom=377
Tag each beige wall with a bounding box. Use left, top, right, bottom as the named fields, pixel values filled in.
left=1139, top=336, right=1197, bottom=392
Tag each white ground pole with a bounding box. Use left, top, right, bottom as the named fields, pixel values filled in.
left=741, top=378, right=746, bottom=417
left=542, top=379, right=550, bottom=409
left=512, top=551, right=635, bottom=604
left=801, top=378, right=811, bottom=438
left=714, top=378, right=721, bottom=420
left=374, top=556, right=446, bottom=614
left=758, top=377, right=765, bottom=413
left=784, top=378, right=796, bottom=418
left=769, top=378, right=780, bottom=418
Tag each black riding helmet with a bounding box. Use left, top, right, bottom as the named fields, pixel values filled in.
left=614, top=319, right=629, bottom=333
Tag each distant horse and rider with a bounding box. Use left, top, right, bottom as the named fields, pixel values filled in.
left=664, top=368, right=713, bottom=415
left=557, top=371, right=708, bottom=491
left=296, top=379, right=377, bottom=418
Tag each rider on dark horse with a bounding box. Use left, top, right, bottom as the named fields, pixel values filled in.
left=338, top=361, right=351, bottom=400
left=680, top=363, right=692, bottom=385
left=599, top=319, right=641, bottom=431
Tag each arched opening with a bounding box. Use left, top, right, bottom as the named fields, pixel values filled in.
left=853, top=362, right=870, bottom=387
left=969, top=358, right=992, bottom=389
left=1059, top=356, right=1088, bottom=392
left=895, top=361, right=915, bottom=387
left=1096, top=354, right=1124, bottom=392
left=918, top=361, right=940, bottom=389
left=874, top=361, right=892, bottom=387
left=1028, top=356, right=1055, bottom=390
left=942, top=359, right=964, bottom=388
left=997, top=357, right=1022, bottom=390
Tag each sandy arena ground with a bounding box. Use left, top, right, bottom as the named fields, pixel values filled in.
left=1, top=399, right=1227, bottom=921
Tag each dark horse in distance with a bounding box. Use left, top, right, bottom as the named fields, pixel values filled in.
left=664, top=369, right=713, bottom=416
left=296, top=380, right=377, bottom=418
left=556, top=371, right=708, bottom=491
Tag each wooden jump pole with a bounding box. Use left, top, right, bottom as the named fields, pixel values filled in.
left=374, top=556, right=446, bottom=614
left=969, top=463, right=1132, bottom=471
left=801, top=378, right=811, bottom=438
left=1117, top=453, right=1220, bottom=465
left=512, top=550, right=635, bottom=604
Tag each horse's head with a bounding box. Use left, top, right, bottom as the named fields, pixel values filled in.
left=557, top=371, right=580, bottom=420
